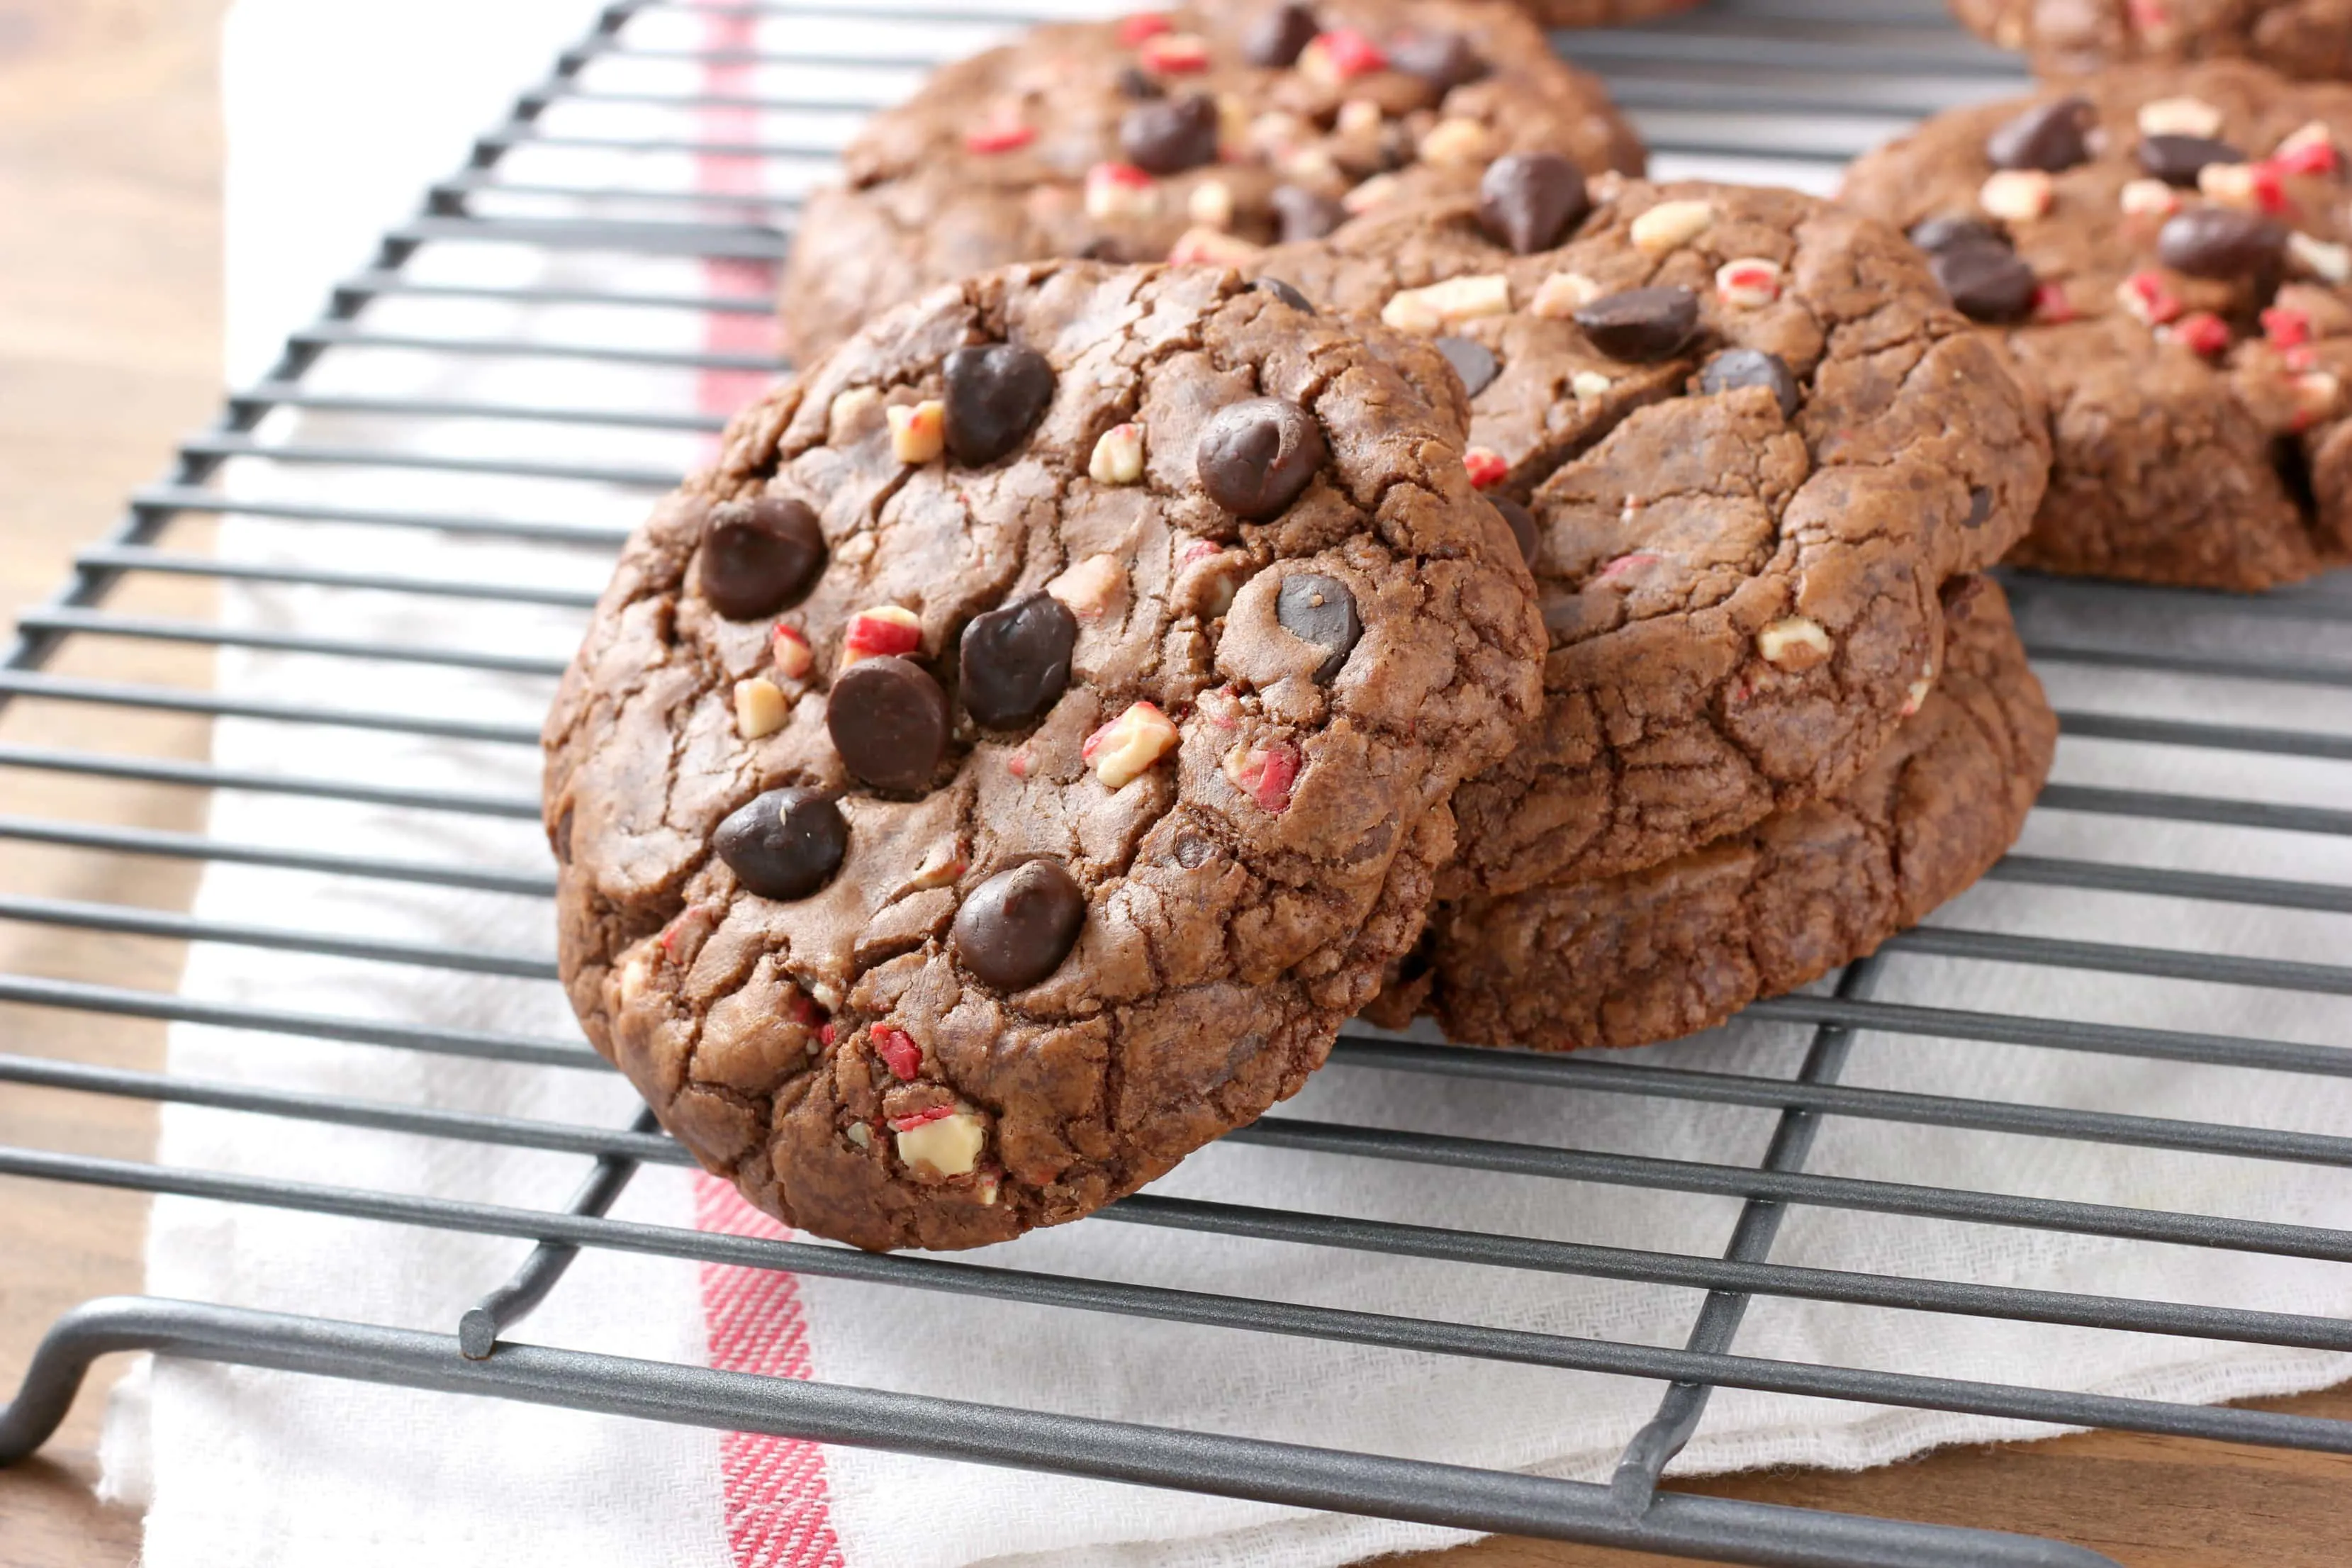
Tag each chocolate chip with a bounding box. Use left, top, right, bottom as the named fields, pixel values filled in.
left=1197, top=397, right=1326, bottom=520
left=1243, top=1, right=1319, bottom=67
left=697, top=495, right=826, bottom=620
left=2139, top=133, right=2240, bottom=186
left=1477, top=152, right=1589, bottom=254
left=959, top=593, right=1078, bottom=729
left=1250, top=276, right=1316, bottom=313
left=714, top=787, right=849, bottom=902
left=1387, top=28, right=1486, bottom=91
left=1121, top=93, right=1221, bottom=176
left=1116, top=64, right=1163, bottom=99
left=2157, top=207, right=2287, bottom=278
left=1490, top=495, right=1539, bottom=564
left=1572, top=286, right=1699, bottom=362
left=1908, top=215, right=2008, bottom=255
left=1436, top=335, right=1499, bottom=397
left=1276, top=572, right=1361, bottom=681
left=1985, top=94, right=2092, bottom=172
left=1965, top=486, right=1995, bottom=528
left=942, top=344, right=1055, bottom=466
left=953, top=861, right=1085, bottom=991
left=1272, top=184, right=1346, bottom=243
left=1698, top=348, right=1801, bottom=419
left=827, top=656, right=950, bottom=794
left=1929, top=242, right=2038, bottom=323
left=1077, top=236, right=1130, bottom=262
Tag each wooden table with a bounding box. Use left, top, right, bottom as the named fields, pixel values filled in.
left=3, top=3, right=2349, bottom=1564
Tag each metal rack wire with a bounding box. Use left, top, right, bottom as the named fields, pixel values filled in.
left=4, top=1, right=2351, bottom=1564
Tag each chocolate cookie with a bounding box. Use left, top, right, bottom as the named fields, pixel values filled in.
left=1249, top=179, right=2050, bottom=895
left=544, top=262, right=1545, bottom=1251
left=777, top=0, right=1646, bottom=363
left=1373, top=577, right=2056, bottom=1051
left=1514, top=0, right=1701, bottom=24
left=1844, top=62, right=2352, bottom=590
left=1953, top=0, right=2352, bottom=80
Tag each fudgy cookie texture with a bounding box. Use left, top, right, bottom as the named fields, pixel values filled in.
left=544, top=262, right=1546, bottom=1251
left=1249, top=179, right=2050, bottom=897
left=1513, top=0, right=1700, bottom=25
left=1844, top=62, right=2352, bottom=589
left=1952, top=0, right=2352, bottom=79
left=1373, top=577, right=2055, bottom=1051
left=776, top=0, right=1645, bottom=363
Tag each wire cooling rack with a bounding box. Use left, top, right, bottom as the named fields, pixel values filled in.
left=6, top=1, right=2352, bottom=1564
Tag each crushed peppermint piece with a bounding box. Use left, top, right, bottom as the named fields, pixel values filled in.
left=1088, top=422, right=1146, bottom=485
left=2115, top=269, right=2183, bottom=326
left=2198, top=160, right=2290, bottom=215
left=872, top=1026, right=922, bottom=1081
left=1530, top=271, right=1602, bottom=318
left=2170, top=311, right=2231, bottom=357
left=965, top=109, right=1036, bottom=155
left=887, top=400, right=946, bottom=464
left=2289, top=230, right=2352, bottom=284
left=1138, top=31, right=1210, bottom=72
left=1082, top=701, right=1180, bottom=788
left=841, top=605, right=922, bottom=666
left=1299, top=28, right=1385, bottom=84
left=771, top=623, right=814, bottom=681
left=2273, top=121, right=2340, bottom=177
left=1714, top=257, right=1783, bottom=309
left=1463, top=448, right=1508, bottom=489
left=2119, top=177, right=2180, bottom=218
left=2138, top=96, right=2222, bottom=138
left=1116, top=12, right=1172, bottom=45
left=1048, top=552, right=1127, bottom=617
left=1978, top=169, right=2054, bottom=220
left=895, top=1109, right=985, bottom=1177
left=1221, top=740, right=1301, bottom=812
left=2264, top=306, right=2314, bottom=347
left=1085, top=160, right=1160, bottom=221
left=732, top=677, right=790, bottom=740
left=1757, top=616, right=1833, bottom=671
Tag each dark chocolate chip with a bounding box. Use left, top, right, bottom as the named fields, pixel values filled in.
left=1908, top=215, right=2009, bottom=255
left=1077, top=236, right=1130, bottom=262
left=1121, top=93, right=1221, bottom=176
left=697, top=495, right=826, bottom=620
left=1985, top=94, right=2093, bottom=172
left=1250, top=276, right=1316, bottom=313
left=1477, top=152, right=1590, bottom=254
left=1272, top=184, right=1346, bottom=243
left=2138, top=133, right=2240, bottom=186
left=1387, top=28, right=1486, bottom=91
left=942, top=344, right=1055, bottom=466
left=959, top=593, right=1079, bottom=729
left=714, top=787, right=849, bottom=902
left=1489, top=495, right=1539, bottom=564
left=2157, top=206, right=2287, bottom=279
left=1436, top=335, right=1499, bottom=397
left=1929, top=242, right=2039, bottom=323
left=826, top=656, right=950, bottom=794
left=1116, top=64, right=1163, bottom=99
left=1276, top=572, right=1361, bottom=682
left=1698, top=347, right=1801, bottom=419
left=1965, top=486, right=1995, bottom=528
left=1572, top=286, right=1700, bottom=362
left=953, top=861, right=1086, bottom=991
left=1197, top=397, right=1326, bottom=520
left=1243, top=1, right=1319, bottom=67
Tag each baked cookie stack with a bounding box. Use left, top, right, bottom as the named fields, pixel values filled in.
left=547, top=3, right=2088, bottom=1251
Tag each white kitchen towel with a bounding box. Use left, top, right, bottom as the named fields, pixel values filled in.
left=96, top=2, right=2352, bottom=1566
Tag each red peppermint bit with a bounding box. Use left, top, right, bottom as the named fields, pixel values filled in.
left=659, top=903, right=716, bottom=960
left=1596, top=551, right=1664, bottom=583
left=965, top=115, right=1036, bottom=155
left=818, top=1022, right=837, bottom=1047
left=2247, top=162, right=2294, bottom=215
left=887, top=1104, right=957, bottom=1133
left=1116, top=12, right=1172, bottom=45
left=2287, top=344, right=2320, bottom=372
left=2265, top=306, right=2314, bottom=348
left=1180, top=538, right=1223, bottom=566
left=788, top=992, right=823, bottom=1027
left=1007, top=750, right=1031, bottom=780
left=843, top=610, right=922, bottom=661
left=1463, top=448, right=1508, bottom=490
left=2121, top=269, right=2183, bottom=326
left=872, top=1026, right=922, bottom=1081
left=1090, top=159, right=1155, bottom=191
left=1138, top=31, right=1210, bottom=72
left=1234, top=743, right=1301, bottom=813
left=2030, top=282, right=2077, bottom=324
left=1199, top=685, right=1241, bottom=730
left=2275, top=142, right=2339, bottom=178
left=2172, top=311, right=2232, bottom=357
left=2126, top=0, right=2167, bottom=23
left=1314, top=27, right=1387, bottom=78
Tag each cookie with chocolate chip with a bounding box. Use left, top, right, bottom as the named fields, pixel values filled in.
left=1953, top=0, right=2352, bottom=80
left=1372, top=576, right=2055, bottom=1050
left=1249, top=179, right=2050, bottom=895
left=1845, top=62, right=2352, bottom=590
left=776, top=0, right=1646, bottom=362
left=545, top=261, right=1545, bottom=1251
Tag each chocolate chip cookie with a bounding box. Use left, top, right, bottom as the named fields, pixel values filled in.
left=777, top=0, right=1646, bottom=363
left=1374, top=576, right=2055, bottom=1051
left=1844, top=62, right=2352, bottom=590
left=1249, top=179, right=2051, bottom=896
left=544, top=262, right=1546, bottom=1251
left=1952, top=0, right=2352, bottom=80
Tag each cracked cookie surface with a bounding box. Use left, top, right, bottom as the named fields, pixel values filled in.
left=1374, top=576, right=2054, bottom=1051
left=1844, top=61, right=2352, bottom=589
left=544, top=261, right=1545, bottom=1251
left=1952, top=0, right=2352, bottom=79
left=1250, top=179, right=2049, bottom=896
left=777, top=0, right=1645, bottom=364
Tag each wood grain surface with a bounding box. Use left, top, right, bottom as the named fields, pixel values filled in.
left=1, top=4, right=2349, bottom=1566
